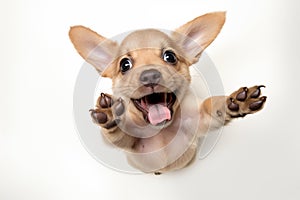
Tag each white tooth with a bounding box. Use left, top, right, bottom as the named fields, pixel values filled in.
left=167, top=94, right=173, bottom=107
left=164, top=93, right=167, bottom=106
left=142, top=97, right=149, bottom=110
left=144, top=96, right=148, bottom=105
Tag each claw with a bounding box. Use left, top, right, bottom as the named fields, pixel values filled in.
left=249, top=96, right=267, bottom=111
left=89, top=109, right=108, bottom=124
left=100, top=93, right=113, bottom=108
left=236, top=87, right=248, bottom=101
left=250, top=85, right=265, bottom=98
left=228, top=98, right=239, bottom=111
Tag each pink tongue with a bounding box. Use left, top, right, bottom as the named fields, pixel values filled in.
left=148, top=104, right=171, bottom=125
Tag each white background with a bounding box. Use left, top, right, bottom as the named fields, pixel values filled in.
left=1, top=0, right=300, bottom=199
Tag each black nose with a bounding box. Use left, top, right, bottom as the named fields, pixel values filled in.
left=140, top=69, right=161, bottom=87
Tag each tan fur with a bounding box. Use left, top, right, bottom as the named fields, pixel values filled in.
left=69, top=12, right=266, bottom=174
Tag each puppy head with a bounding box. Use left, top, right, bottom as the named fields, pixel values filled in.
left=69, top=12, right=225, bottom=127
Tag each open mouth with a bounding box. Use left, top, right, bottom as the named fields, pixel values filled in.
left=131, top=92, right=176, bottom=126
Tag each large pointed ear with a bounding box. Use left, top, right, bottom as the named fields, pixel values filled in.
left=173, top=12, right=226, bottom=63
left=69, top=26, right=118, bottom=76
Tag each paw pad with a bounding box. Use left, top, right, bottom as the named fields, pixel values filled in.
left=104, top=119, right=121, bottom=129
left=114, top=98, right=125, bottom=116
left=249, top=96, right=267, bottom=111
left=227, top=85, right=267, bottom=117
left=236, top=87, right=248, bottom=101
left=99, top=93, right=113, bottom=108
left=89, top=109, right=108, bottom=124
left=228, top=98, right=239, bottom=111
left=250, top=85, right=265, bottom=98
left=91, top=93, right=125, bottom=130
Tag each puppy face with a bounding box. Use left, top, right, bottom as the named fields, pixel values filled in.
left=69, top=12, right=225, bottom=127
left=106, top=29, right=192, bottom=126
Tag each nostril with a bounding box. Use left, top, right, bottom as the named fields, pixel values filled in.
left=140, top=69, right=161, bottom=87
left=153, top=73, right=161, bottom=80
left=140, top=76, right=148, bottom=82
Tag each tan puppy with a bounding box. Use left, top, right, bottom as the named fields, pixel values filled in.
left=69, top=12, right=267, bottom=174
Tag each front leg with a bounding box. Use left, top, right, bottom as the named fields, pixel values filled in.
left=89, top=93, right=137, bottom=150
left=200, top=85, right=267, bottom=131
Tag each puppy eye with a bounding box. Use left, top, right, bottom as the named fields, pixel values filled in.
left=120, top=58, right=133, bottom=73
left=163, top=50, right=177, bottom=65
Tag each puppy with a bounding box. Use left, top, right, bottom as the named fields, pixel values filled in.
left=69, top=12, right=267, bottom=174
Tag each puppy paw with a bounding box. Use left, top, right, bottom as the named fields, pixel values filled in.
left=89, top=93, right=125, bottom=130
left=227, top=85, right=267, bottom=118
